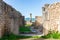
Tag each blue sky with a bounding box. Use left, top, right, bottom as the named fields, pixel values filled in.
left=3, top=0, right=60, bottom=18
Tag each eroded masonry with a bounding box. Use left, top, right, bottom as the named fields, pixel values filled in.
left=43, top=3, right=60, bottom=35
left=0, top=0, right=25, bottom=38
left=35, top=2, right=60, bottom=35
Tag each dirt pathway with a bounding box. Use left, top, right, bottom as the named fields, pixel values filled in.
left=19, top=38, right=60, bottom=40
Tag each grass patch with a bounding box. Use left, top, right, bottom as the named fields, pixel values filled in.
left=19, top=27, right=31, bottom=33
left=41, top=31, right=60, bottom=39
left=0, top=33, right=41, bottom=40
left=0, top=34, right=17, bottom=40
left=31, top=36, right=41, bottom=38
left=25, top=24, right=32, bottom=27
left=19, top=24, right=32, bottom=33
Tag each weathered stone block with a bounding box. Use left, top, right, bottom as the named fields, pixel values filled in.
left=43, top=2, right=60, bottom=35
left=35, top=16, right=43, bottom=27
left=0, top=0, right=25, bottom=38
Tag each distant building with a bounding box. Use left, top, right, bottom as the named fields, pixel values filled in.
left=35, top=16, right=43, bottom=27
left=35, top=16, right=43, bottom=33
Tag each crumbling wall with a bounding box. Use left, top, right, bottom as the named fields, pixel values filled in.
left=0, top=0, right=5, bottom=38
left=35, top=16, right=43, bottom=33
left=0, top=0, right=25, bottom=38
left=35, top=16, right=43, bottom=27
left=19, top=16, right=25, bottom=26
left=43, top=3, right=60, bottom=35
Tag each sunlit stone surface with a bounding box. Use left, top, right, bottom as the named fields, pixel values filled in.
left=43, top=2, right=60, bottom=35
left=0, top=0, right=25, bottom=38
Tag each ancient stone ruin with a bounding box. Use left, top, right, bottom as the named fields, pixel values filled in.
left=34, top=2, right=60, bottom=35
left=1, top=0, right=60, bottom=38
left=35, top=16, right=43, bottom=33
left=35, top=16, right=43, bottom=27
left=0, top=0, right=25, bottom=38
left=42, top=2, right=60, bottom=35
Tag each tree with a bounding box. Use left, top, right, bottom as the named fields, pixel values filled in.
left=30, top=13, right=32, bottom=22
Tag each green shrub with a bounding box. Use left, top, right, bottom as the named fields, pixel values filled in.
left=19, top=27, right=31, bottom=33
left=8, top=34, right=17, bottom=40
left=0, top=33, right=17, bottom=40
left=41, top=31, right=60, bottom=39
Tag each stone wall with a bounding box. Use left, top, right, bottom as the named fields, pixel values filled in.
left=19, top=16, right=25, bottom=26
left=35, top=16, right=43, bottom=33
left=35, top=16, right=43, bottom=27
left=0, top=0, right=25, bottom=38
left=0, top=0, right=5, bottom=38
left=43, top=3, right=60, bottom=35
